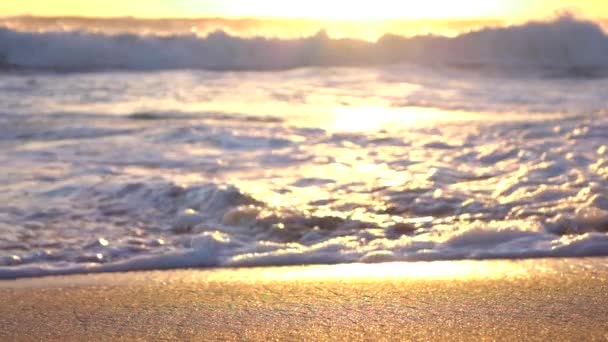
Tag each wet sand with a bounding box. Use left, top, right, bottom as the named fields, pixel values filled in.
left=1, top=258, right=607, bottom=340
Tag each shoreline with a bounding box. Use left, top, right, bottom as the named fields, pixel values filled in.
left=1, top=258, right=608, bottom=340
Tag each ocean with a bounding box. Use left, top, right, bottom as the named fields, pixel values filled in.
left=1, top=15, right=607, bottom=278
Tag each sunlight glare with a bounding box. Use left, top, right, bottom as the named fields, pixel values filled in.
left=222, top=0, right=513, bottom=20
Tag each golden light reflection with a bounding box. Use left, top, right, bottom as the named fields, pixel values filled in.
left=185, top=260, right=532, bottom=283
left=279, top=261, right=529, bottom=281
left=212, top=105, right=500, bottom=231
left=332, top=106, right=410, bottom=132
left=329, top=106, right=487, bottom=132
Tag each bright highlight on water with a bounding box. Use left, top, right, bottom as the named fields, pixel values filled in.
left=1, top=15, right=608, bottom=278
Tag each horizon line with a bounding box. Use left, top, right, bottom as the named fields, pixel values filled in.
left=3, top=13, right=601, bottom=23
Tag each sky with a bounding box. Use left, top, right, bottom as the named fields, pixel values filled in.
left=1, top=0, right=607, bottom=20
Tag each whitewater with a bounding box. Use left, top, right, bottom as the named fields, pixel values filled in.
left=1, top=15, right=608, bottom=278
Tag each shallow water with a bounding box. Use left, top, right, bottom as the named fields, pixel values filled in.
left=1, top=64, right=607, bottom=278
left=2, top=15, right=608, bottom=277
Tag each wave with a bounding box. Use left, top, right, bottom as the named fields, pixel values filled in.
left=1, top=15, right=608, bottom=72
left=0, top=15, right=607, bottom=73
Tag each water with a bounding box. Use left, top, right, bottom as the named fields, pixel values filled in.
left=2, top=15, right=608, bottom=71
left=1, top=16, right=608, bottom=278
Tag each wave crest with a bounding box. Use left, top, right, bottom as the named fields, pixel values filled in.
left=1, top=15, right=608, bottom=72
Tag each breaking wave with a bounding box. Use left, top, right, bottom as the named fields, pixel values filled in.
left=1, top=15, right=608, bottom=72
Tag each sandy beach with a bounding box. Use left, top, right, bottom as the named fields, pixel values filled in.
left=1, top=258, right=607, bottom=340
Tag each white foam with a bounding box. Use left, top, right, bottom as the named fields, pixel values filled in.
left=1, top=34, right=608, bottom=278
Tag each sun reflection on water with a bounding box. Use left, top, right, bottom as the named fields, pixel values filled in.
left=189, top=261, right=532, bottom=283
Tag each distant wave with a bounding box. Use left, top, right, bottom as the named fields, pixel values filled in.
left=1, top=15, right=608, bottom=72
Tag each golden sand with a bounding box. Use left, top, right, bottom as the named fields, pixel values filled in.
left=1, top=258, right=607, bottom=340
